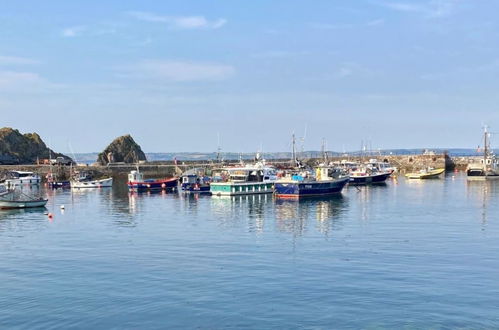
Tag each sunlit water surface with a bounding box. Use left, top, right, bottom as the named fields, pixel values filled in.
left=1, top=173, right=499, bottom=329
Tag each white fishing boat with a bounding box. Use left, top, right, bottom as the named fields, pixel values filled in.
left=467, top=127, right=499, bottom=180
left=71, top=172, right=113, bottom=188
left=3, top=171, right=41, bottom=186
left=367, top=159, right=397, bottom=174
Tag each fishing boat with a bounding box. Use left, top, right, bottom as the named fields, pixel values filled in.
left=127, top=169, right=177, bottom=192
left=0, top=184, right=48, bottom=209
left=210, top=161, right=277, bottom=196
left=46, top=172, right=70, bottom=189
left=467, top=127, right=499, bottom=180
left=71, top=171, right=113, bottom=188
left=3, top=171, right=41, bottom=186
left=274, top=165, right=350, bottom=198
left=180, top=168, right=211, bottom=194
left=405, top=167, right=445, bottom=179
left=349, top=167, right=392, bottom=185
left=367, top=159, right=397, bottom=174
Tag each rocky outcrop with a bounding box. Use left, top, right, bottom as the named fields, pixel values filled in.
left=97, top=134, right=146, bottom=165
left=0, top=127, right=70, bottom=164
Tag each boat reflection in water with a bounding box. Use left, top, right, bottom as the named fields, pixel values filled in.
left=466, top=179, right=499, bottom=225
left=274, top=196, right=346, bottom=237
left=210, top=194, right=271, bottom=233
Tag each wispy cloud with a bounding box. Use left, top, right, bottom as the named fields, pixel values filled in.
left=0, top=56, right=39, bottom=66
left=251, top=50, right=312, bottom=59
left=119, top=59, right=235, bottom=82
left=374, top=0, right=462, bottom=18
left=367, top=19, right=385, bottom=26
left=127, top=11, right=227, bottom=30
left=311, top=18, right=385, bottom=30
left=0, top=71, right=63, bottom=92
left=61, top=26, right=86, bottom=37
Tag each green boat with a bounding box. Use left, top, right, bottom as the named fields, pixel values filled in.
left=210, top=162, right=277, bottom=196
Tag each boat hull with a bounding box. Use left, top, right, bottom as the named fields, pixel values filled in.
left=48, top=181, right=71, bottom=189
left=349, top=172, right=391, bottom=185
left=0, top=199, right=48, bottom=209
left=467, top=169, right=499, bottom=180
left=274, top=177, right=349, bottom=198
left=210, top=182, right=274, bottom=196
left=406, top=168, right=445, bottom=179
left=72, top=178, right=113, bottom=188
left=181, top=183, right=211, bottom=194
left=128, top=178, right=178, bottom=192
left=4, top=178, right=41, bottom=186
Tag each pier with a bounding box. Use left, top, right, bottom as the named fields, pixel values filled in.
left=0, top=153, right=457, bottom=180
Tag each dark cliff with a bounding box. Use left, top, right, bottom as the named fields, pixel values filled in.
left=0, top=127, right=70, bottom=164
left=97, top=135, right=147, bottom=165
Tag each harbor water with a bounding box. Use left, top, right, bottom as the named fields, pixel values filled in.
left=1, top=172, right=499, bottom=328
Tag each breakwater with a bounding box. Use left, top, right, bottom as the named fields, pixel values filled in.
left=0, top=153, right=456, bottom=180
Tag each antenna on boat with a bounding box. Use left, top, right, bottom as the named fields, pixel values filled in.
left=216, top=132, right=222, bottom=163
left=321, top=138, right=328, bottom=164
left=291, top=132, right=297, bottom=167
left=300, top=124, right=307, bottom=157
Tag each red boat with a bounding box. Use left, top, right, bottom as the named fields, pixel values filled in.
left=127, top=170, right=178, bottom=192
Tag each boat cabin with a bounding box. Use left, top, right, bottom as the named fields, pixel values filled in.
left=6, top=171, right=38, bottom=179
left=225, top=166, right=277, bottom=183
left=128, top=170, right=144, bottom=183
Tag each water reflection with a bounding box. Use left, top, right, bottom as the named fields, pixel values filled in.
left=351, top=183, right=390, bottom=221
left=0, top=207, right=48, bottom=233
left=466, top=180, right=499, bottom=225
left=211, top=194, right=272, bottom=233
left=275, top=196, right=346, bottom=237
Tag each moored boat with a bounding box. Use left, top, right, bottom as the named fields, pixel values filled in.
left=367, top=159, right=397, bottom=174
left=3, top=171, right=41, bottom=186
left=349, top=167, right=392, bottom=185
left=0, top=184, right=47, bottom=209
left=71, top=171, right=113, bottom=188
left=467, top=127, right=499, bottom=180
left=405, top=168, right=445, bottom=179
left=127, top=169, right=178, bottom=192
left=181, top=168, right=211, bottom=194
left=0, top=198, right=48, bottom=209
left=274, top=165, right=350, bottom=198
left=46, top=172, right=70, bottom=189
left=210, top=161, right=276, bottom=196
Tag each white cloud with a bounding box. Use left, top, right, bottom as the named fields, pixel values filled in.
left=61, top=26, right=86, bottom=37
left=0, top=56, right=39, bottom=66
left=120, top=59, right=235, bottom=82
left=127, top=11, right=227, bottom=30
left=0, top=71, right=63, bottom=92
left=375, top=0, right=461, bottom=18
left=251, top=50, right=311, bottom=59
left=311, top=18, right=385, bottom=30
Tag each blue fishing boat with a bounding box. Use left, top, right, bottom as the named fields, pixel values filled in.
left=349, top=167, right=391, bottom=185
left=274, top=166, right=350, bottom=198
left=181, top=168, right=211, bottom=194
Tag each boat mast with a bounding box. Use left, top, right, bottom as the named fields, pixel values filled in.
left=292, top=132, right=297, bottom=167
left=321, top=138, right=328, bottom=164
left=484, top=126, right=489, bottom=170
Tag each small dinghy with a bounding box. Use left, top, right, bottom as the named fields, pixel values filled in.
left=71, top=171, right=113, bottom=188
left=0, top=184, right=48, bottom=209
left=405, top=168, right=445, bottom=179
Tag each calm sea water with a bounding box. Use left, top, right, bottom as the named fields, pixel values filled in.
left=1, top=172, right=499, bottom=329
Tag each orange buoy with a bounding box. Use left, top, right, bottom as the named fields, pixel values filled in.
left=48, top=213, right=53, bottom=219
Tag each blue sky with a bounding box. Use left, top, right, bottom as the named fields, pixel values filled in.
left=1, top=0, right=499, bottom=153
